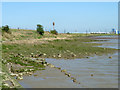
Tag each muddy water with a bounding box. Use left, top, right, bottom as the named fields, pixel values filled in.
left=18, top=36, right=118, bottom=88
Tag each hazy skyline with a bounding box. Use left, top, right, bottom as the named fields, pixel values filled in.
left=2, top=2, right=118, bottom=33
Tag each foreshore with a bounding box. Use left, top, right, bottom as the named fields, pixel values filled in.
left=1, top=29, right=118, bottom=88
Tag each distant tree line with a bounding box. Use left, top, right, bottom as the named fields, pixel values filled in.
left=2, top=24, right=59, bottom=35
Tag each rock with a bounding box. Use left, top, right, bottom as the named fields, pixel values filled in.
left=57, top=67, right=61, bottom=70
left=10, top=73, right=18, bottom=77
left=73, top=79, right=77, bottom=82
left=86, top=56, right=89, bottom=58
left=38, top=54, right=43, bottom=57
left=53, top=55, right=56, bottom=58
left=64, top=73, right=71, bottom=77
left=31, top=55, right=34, bottom=57
left=65, top=72, right=68, bottom=75
left=29, top=72, right=33, bottom=75
left=16, top=76, right=23, bottom=80
left=3, top=83, right=9, bottom=87
left=42, top=61, right=47, bottom=65
left=49, top=64, right=55, bottom=68
left=6, top=48, right=9, bottom=50
left=43, top=64, right=47, bottom=66
left=58, top=54, right=61, bottom=58
left=61, top=69, right=66, bottom=72
left=43, top=53, right=46, bottom=56
left=31, top=53, right=34, bottom=55
left=71, top=77, right=75, bottom=80
left=41, top=58, right=45, bottom=61
left=109, top=56, right=112, bottom=59
left=67, top=73, right=71, bottom=77
left=91, top=74, right=93, bottom=77
left=47, top=63, right=50, bottom=66
left=35, top=55, right=38, bottom=58
left=66, top=50, right=70, bottom=52
left=34, top=74, right=38, bottom=77
left=72, top=54, right=76, bottom=57
left=25, top=69, right=28, bottom=72
left=29, top=69, right=34, bottom=71
left=19, top=73, right=23, bottom=76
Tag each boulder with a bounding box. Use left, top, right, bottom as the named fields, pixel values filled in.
left=61, top=69, right=66, bottom=72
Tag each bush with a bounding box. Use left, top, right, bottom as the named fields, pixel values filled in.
left=50, top=30, right=58, bottom=35
left=2, top=25, right=10, bottom=33
left=67, top=32, right=70, bottom=34
left=37, top=24, right=44, bottom=35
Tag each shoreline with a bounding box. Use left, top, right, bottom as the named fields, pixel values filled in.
left=1, top=32, right=118, bottom=88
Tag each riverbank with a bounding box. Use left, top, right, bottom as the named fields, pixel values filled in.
left=18, top=36, right=118, bottom=88
left=1, top=29, right=118, bottom=88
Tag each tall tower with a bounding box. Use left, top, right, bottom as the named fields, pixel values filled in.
left=53, top=22, right=55, bottom=30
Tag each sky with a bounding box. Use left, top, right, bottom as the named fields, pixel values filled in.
left=2, top=2, right=118, bottom=33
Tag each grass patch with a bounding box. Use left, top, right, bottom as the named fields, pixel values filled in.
left=2, top=36, right=117, bottom=59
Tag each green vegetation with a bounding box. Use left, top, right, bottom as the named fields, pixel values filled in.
left=37, top=24, right=44, bottom=35
left=50, top=30, right=58, bottom=35
left=2, top=36, right=117, bottom=60
left=2, top=25, right=10, bottom=33
left=1, top=28, right=118, bottom=89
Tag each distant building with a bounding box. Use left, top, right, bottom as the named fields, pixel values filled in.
left=111, top=28, right=119, bottom=34
left=90, top=32, right=109, bottom=34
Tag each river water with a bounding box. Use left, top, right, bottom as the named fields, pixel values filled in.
left=18, top=36, right=118, bottom=88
